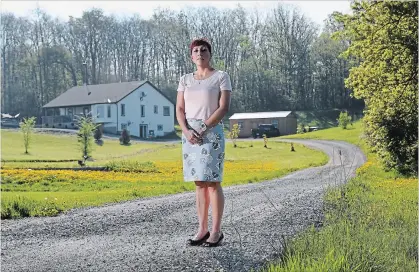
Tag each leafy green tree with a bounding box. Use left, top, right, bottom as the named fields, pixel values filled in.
left=228, top=123, right=240, bottom=148
left=19, top=117, right=36, bottom=154
left=338, top=111, right=352, bottom=129
left=76, top=115, right=98, bottom=160
left=334, top=1, right=418, bottom=174
left=2, top=5, right=361, bottom=119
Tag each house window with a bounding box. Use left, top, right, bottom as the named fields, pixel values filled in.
left=107, top=105, right=111, bottom=118
left=157, top=125, right=163, bottom=131
left=163, top=106, right=170, bottom=116
left=141, top=105, right=145, bottom=117
left=272, top=120, right=278, bottom=128
left=67, top=108, right=73, bottom=116
left=121, top=104, right=125, bottom=116
left=121, top=123, right=127, bottom=130
left=154, top=105, right=158, bottom=114
left=96, top=105, right=104, bottom=118
left=46, top=109, right=54, bottom=116
left=238, top=121, right=244, bottom=129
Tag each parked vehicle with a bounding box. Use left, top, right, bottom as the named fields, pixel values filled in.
left=1, top=118, right=19, bottom=128
left=251, top=124, right=280, bottom=138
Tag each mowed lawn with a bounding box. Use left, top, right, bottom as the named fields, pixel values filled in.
left=1, top=129, right=160, bottom=162
left=1, top=129, right=328, bottom=219
left=281, top=121, right=364, bottom=144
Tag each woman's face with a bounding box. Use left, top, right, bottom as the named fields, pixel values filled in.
left=191, top=45, right=211, bottom=66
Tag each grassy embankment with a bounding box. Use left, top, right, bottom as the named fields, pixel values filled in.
left=260, top=122, right=417, bottom=272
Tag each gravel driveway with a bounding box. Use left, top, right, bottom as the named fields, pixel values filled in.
left=1, top=139, right=366, bottom=272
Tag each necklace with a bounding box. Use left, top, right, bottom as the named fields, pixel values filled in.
left=194, top=69, right=215, bottom=84
left=194, top=73, right=204, bottom=84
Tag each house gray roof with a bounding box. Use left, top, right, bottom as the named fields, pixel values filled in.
left=229, top=111, right=294, bottom=120
left=43, top=80, right=173, bottom=108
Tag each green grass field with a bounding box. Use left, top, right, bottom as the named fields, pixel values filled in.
left=1, top=129, right=159, bottom=162
left=294, top=109, right=364, bottom=129
left=261, top=121, right=418, bottom=272
left=2, top=123, right=416, bottom=272
left=282, top=121, right=363, bottom=142
left=1, top=129, right=328, bottom=218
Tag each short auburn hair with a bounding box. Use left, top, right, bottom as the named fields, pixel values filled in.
left=189, top=38, right=212, bottom=55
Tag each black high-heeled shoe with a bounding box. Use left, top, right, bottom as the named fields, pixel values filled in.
left=203, top=232, right=224, bottom=247
left=187, top=231, right=210, bottom=246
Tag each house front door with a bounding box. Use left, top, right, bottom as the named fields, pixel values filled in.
left=139, top=124, right=148, bottom=138
left=83, top=107, right=89, bottom=116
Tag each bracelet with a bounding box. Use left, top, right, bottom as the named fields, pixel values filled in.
left=200, top=122, right=208, bottom=132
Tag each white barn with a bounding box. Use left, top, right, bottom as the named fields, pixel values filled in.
left=42, top=81, right=175, bottom=138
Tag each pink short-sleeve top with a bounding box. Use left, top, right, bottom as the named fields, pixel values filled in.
left=177, top=70, right=232, bottom=120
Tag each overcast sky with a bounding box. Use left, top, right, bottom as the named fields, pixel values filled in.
left=1, top=1, right=352, bottom=28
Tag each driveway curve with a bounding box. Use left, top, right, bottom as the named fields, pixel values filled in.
left=1, top=139, right=366, bottom=272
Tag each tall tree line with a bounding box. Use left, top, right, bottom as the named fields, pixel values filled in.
left=1, top=4, right=362, bottom=119
left=334, top=0, right=418, bottom=174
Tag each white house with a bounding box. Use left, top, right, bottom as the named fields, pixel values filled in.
left=42, top=81, right=175, bottom=138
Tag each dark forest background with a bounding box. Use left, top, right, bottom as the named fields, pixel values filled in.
left=1, top=3, right=364, bottom=120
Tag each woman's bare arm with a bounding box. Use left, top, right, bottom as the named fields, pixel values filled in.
left=176, top=92, right=200, bottom=144
left=175, top=92, right=189, bottom=134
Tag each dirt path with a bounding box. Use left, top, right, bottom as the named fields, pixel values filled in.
left=1, top=139, right=366, bottom=272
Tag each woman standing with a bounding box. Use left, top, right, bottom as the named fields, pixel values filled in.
left=176, top=38, right=232, bottom=247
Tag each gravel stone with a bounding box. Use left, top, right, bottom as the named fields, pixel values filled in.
left=1, top=140, right=366, bottom=272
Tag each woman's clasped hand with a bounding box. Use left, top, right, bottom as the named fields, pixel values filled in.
left=185, top=129, right=203, bottom=145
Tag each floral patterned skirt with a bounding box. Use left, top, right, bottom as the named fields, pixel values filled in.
left=182, top=119, right=225, bottom=182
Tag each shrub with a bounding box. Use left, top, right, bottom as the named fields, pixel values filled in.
left=228, top=123, right=240, bottom=148
left=263, top=134, right=268, bottom=148
left=1, top=196, right=63, bottom=219
left=297, top=123, right=306, bottom=134
left=19, top=116, right=36, bottom=154
left=75, top=115, right=98, bottom=160
left=120, top=129, right=131, bottom=145
left=338, top=111, right=352, bottom=129
left=1, top=196, right=32, bottom=219
left=94, top=127, right=103, bottom=141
